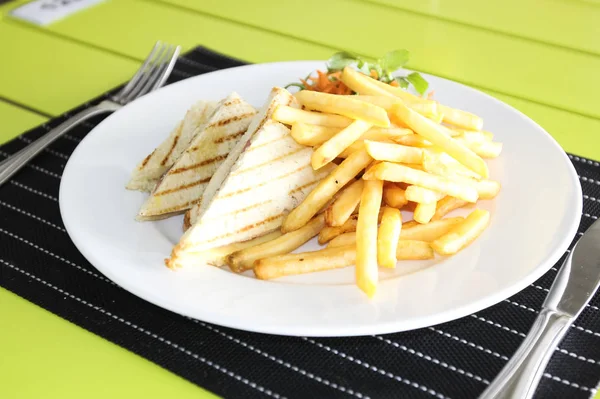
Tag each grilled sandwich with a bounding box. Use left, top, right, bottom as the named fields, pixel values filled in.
left=136, top=93, right=257, bottom=220
left=187, top=87, right=297, bottom=226
left=166, top=117, right=335, bottom=269
left=127, top=100, right=218, bottom=192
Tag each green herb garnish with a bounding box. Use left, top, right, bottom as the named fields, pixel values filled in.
left=325, top=49, right=429, bottom=95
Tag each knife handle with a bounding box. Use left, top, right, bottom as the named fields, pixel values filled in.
left=479, top=308, right=571, bottom=399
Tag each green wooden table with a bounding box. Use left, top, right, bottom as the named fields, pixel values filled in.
left=1, top=1, right=599, bottom=398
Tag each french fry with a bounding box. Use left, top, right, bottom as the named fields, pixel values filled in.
left=325, top=179, right=364, bottom=226
left=414, top=202, right=436, bottom=224
left=412, top=103, right=441, bottom=120
left=391, top=101, right=489, bottom=178
left=341, top=67, right=483, bottom=131
left=227, top=215, right=325, bottom=272
left=402, top=201, right=418, bottom=213
left=437, top=104, right=483, bottom=131
left=254, top=245, right=356, bottom=280
left=292, top=123, right=413, bottom=147
left=432, top=197, right=469, bottom=221
left=422, top=150, right=482, bottom=180
left=327, top=232, right=357, bottom=248
left=341, top=66, right=429, bottom=105
left=319, top=215, right=359, bottom=244
left=447, top=175, right=501, bottom=200
left=427, top=112, right=444, bottom=124
left=362, top=127, right=413, bottom=141
left=475, top=179, right=501, bottom=199
left=291, top=123, right=339, bottom=146
left=283, top=149, right=372, bottom=232
left=174, top=231, right=283, bottom=268
left=402, top=220, right=420, bottom=229
left=455, top=137, right=503, bottom=159
left=378, top=207, right=402, bottom=268
left=396, top=240, right=435, bottom=260
left=452, top=129, right=489, bottom=143
left=395, top=134, right=433, bottom=148
left=338, top=141, right=367, bottom=158
left=312, top=120, right=373, bottom=169
left=356, top=179, right=383, bottom=297
left=383, top=183, right=408, bottom=208
left=364, top=140, right=424, bottom=164
left=328, top=235, right=433, bottom=260
left=272, top=105, right=352, bottom=128
left=295, top=90, right=390, bottom=127
left=400, top=217, right=464, bottom=242
left=363, top=162, right=478, bottom=203
left=405, top=185, right=444, bottom=204
left=349, top=95, right=438, bottom=118
left=431, top=209, right=490, bottom=255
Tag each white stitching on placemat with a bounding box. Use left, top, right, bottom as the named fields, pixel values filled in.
left=171, top=69, right=194, bottom=79
left=469, top=315, right=527, bottom=337
left=427, top=327, right=509, bottom=361
left=0, top=227, right=113, bottom=284
left=531, top=284, right=550, bottom=292
left=193, top=321, right=365, bottom=399
left=503, top=300, right=600, bottom=338
left=504, top=300, right=537, bottom=313
left=63, top=134, right=82, bottom=143
left=0, top=150, right=62, bottom=179
left=569, top=155, right=600, bottom=168
left=302, top=338, right=447, bottom=399
left=556, top=348, right=598, bottom=365
left=0, top=200, right=66, bottom=233
left=176, top=56, right=218, bottom=71
left=25, top=164, right=62, bottom=179
left=10, top=181, right=58, bottom=202
left=543, top=373, right=597, bottom=393
left=580, top=176, right=600, bottom=186
left=17, top=136, right=70, bottom=160
left=583, top=213, right=599, bottom=220
left=373, top=335, right=490, bottom=384
left=584, top=195, right=600, bottom=204
left=0, top=259, right=283, bottom=399
left=4, top=250, right=596, bottom=398
left=572, top=325, right=600, bottom=338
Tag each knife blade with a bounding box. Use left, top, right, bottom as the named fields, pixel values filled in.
left=480, top=218, right=600, bottom=399
left=545, top=219, right=600, bottom=317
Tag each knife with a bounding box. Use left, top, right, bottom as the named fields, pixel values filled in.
left=480, top=218, right=600, bottom=399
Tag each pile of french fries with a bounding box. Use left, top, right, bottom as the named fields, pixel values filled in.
left=224, top=66, right=501, bottom=298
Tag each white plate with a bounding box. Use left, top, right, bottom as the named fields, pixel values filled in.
left=59, top=61, right=582, bottom=337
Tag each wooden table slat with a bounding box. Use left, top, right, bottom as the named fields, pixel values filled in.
left=155, top=0, right=600, bottom=120
left=356, top=0, right=600, bottom=56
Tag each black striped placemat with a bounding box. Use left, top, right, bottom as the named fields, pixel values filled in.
left=1, top=47, right=599, bottom=399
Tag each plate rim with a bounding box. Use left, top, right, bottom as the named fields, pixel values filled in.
left=59, top=60, right=583, bottom=337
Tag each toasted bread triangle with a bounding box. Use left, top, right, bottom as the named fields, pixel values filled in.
left=136, top=93, right=257, bottom=220
left=167, top=91, right=335, bottom=268
left=189, top=87, right=298, bottom=226
left=126, top=100, right=218, bottom=192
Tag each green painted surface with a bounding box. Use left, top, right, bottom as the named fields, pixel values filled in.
left=0, top=101, right=47, bottom=144
left=0, top=288, right=217, bottom=399
left=158, top=0, right=600, bottom=119
left=0, top=1, right=599, bottom=398
left=361, top=0, right=600, bottom=56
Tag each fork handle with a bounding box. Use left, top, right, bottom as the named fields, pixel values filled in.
left=0, top=105, right=114, bottom=186
left=479, top=308, right=572, bottom=399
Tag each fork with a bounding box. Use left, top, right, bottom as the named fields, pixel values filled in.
left=0, top=41, right=181, bottom=186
